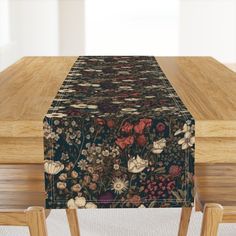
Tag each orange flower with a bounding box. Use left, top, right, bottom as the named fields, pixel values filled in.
left=115, top=136, right=134, bottom=149
left=121, top=122, right=133, bottom=133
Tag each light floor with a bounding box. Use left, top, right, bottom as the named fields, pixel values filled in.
left=0, top=208, right=236, bottom=236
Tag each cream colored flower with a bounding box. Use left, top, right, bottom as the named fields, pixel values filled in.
left=45, top=113, right=67, bottom=118
left=57, top=181, right=66, bottom=190
left=71, top=184, right=82, bottom=193
left=111, top=177, right=128, bottom=194
left=174, top=123, right=194, bottom=136
left=75, top=197, right=86, bottom=208
left=121, top=108, right=137, bottom=112
left=70, top=104, right=87, bottom=109
left=113, top=164, right=120, bottom=170
left=67, top=199, right=77, bottom=209
left=139, top=204, right=146, bottom=208
left=85, top=202, right=97, bottom=209
left=59, top=173, right=67, bottom=181
left=44, top=160, right=64, bottom=175
left=152, top=138, right=166, bottom=154
left=87, top=105, right=98, bottom=109
left=178, top=131, right=195, bottom=150
left=128, top=155, right=148, bottom=173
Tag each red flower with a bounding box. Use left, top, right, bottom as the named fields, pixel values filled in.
left=96, top=118, right=105, bottom=125
left=134, top=119, right=152, bottom=134
left=136, top=135, right=147, bottom=146
left=121, top=122, right=133, bottom=133
left=156, top=122, right=165, bottom=132
left=169, top=165, right=182, bottom=177
left=107, top=119, right=115, bottom=128
left=115, top=136, right=134, bottom=149
left=140, top=119, right=152, bottom=127
left=134, top=121, right=146, bottom=134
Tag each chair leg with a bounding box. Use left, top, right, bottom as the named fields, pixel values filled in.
left=66, top=209, right=80, bottom=236
left=200, top=203, right=223, bottom=236
left=26, top=207, right=48, bottom=236
left=178, top=207, right=192, bottom=236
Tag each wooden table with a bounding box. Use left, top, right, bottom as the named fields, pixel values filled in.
left=0, top=57, right=236, bottom=164
left=0, top=57, right=236, bottom=236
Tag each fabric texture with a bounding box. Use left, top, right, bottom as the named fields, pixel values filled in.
left=44, top=56, right=195, bottom=209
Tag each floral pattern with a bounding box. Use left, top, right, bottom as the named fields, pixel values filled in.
left=44, top=56, right=195, bottom=209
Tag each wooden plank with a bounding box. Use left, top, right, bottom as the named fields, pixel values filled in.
left=196, top=137, right=236, bottom=163
left=0, top=210, right=27, bottom=226
left=0, top=137, right=43, bottom=163
left=196, top=164, right=236, bottom=207
left=156, top=57, right=236, bottom=121
left=0, top=57, right=77, bottom=137
left=0, top=164, right=45, bottom=209
left=1, top=57, right=236, bottom=163
left=195, top=120, right=236, bottom=138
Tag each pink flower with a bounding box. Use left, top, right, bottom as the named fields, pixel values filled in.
left=115, top=136, right=134, bottom=149
left=169, top=165, right=182, bottom=177
left=156, top=122, right=166, bottom=132
left=121, top=122, right=133, bottom=133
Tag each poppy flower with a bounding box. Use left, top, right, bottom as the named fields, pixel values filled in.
left=115, top=136, right=134, bottom=149
left=121, top=122, right=133, bottom=133
left=134, top=121, right=146, bottom=134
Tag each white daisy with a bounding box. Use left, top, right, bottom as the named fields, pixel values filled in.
left=111, top=178, right=128, bottom=194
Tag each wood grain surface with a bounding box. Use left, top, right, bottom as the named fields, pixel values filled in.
left=0, top=57, right=236, bottom=163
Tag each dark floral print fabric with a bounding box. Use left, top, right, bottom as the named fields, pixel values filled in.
left=44, top=56, right=195, bottom=209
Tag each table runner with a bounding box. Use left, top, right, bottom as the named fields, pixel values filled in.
left=44, top=56, right=195, bottom=209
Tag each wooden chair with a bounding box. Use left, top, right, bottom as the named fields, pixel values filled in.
left=0, top=164, right=80, bottom=236
left=178, top=163, right=236, bottom=236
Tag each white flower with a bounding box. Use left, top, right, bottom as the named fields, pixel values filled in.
left=174, top=123, right=194, bottom=136
left=113, top=164, right=120, bottom=170
left=67, top=199, right=77, bottom=209
left=44, top=160, right=64, bottom=175
left=45, top=113, right=67, bottom=118
left=178, top=131, right=195, bottom=150
left=121, top=108, right=137, bottom=112
left=128, top=155, right=148, bottom=173
left=102, top=150, right=110, bottom=157
left=70, top=104, right=87, bottom=109
left=152, top=138, right=166, bottom=154
left=87, top=105, right=98, bottom=109
left=75, top=197, right=86, bottom=207
left=139, top=204, right=146, bottom=208
left=85, top=202, right=97, bottom=209
left=124, top=98, right=140, bottom=101
left=78, top=83, right=92, bottom=87
left=111, top=178, right=128, bottom=194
